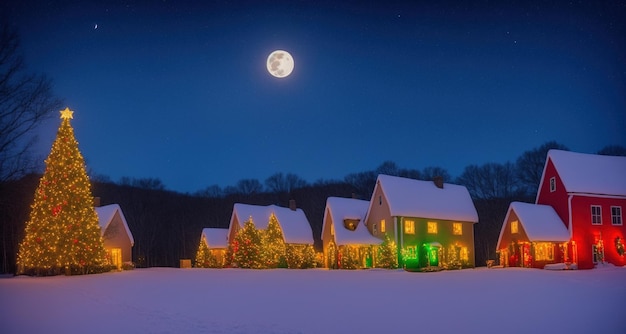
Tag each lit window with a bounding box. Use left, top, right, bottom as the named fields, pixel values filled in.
left=453, top=223, right=462, bottom=235
left=405, top=220, right=415, bottom=234
left=535, top=243, right=554, bottom=261
left=380, top=219, right=386, bottom=233
left=427, top=222, right=437, bottom=234
left=591, top=205, right=602, bottom=225
left=330, top=224, right=335, bottom=236
left=343, top=219, right=359, bottom=231
left=511, top=221, right=519, bottom=234
left=550, top=177, right=556, bottom=192
left=611, top=206, right=623, bottom=225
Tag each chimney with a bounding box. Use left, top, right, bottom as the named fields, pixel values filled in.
left=433, top=176, right=444, bottom=189
left=93, top=197, right=101, bottom=207
left=289, top=199, right=297, bottom=211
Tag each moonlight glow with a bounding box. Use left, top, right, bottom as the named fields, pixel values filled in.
left=266, top=50, right=294, bottom=78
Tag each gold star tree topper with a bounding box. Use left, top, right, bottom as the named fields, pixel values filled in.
left=60, top=107, right=74, bottom=120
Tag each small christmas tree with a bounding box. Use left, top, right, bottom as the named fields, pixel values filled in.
left=17, top=108, right=107, bottom=276
left=377, top=234, right=398, bottom=269
left=233, top=219, right=265, bottom=269
left=264, top=213, right=287, bottom=268
left=338, top=245, right=359, bottom=269
left=286, top=244, right=316, bottom=269
left=195, top=235, right=218, bottom=268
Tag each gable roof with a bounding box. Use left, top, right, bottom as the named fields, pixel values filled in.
left=541, top=149, right=626, bottom=197
left=323, top=197, right=381, bottom=246
left=201, top=228, right=229, bottom=249
left=230, top=203, right=314, bottom=244
left=496, top=202, right=570, bottom=249
left=370, top=174, right=478, bottom=223
left=95, top=204, right=134, bottom=245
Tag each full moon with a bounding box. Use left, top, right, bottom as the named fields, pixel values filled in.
left=267, top=50, right=294, bottom=78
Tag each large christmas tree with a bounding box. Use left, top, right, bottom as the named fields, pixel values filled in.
left=17, top=108, right=107, bottom=276
left=264, top=213, right=287, bottom=268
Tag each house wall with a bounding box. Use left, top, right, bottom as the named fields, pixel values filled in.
left=228, top=214, right=242, bottom=246
left=571, top=195, right=626, bottom=269
left=398, top=217, right=476, bottom=268
left=365, top=185, right=392, bottom=240
left=536, top=159, right=570, bottom=228
left=498, top=211, right=530, bottom=250
left=102, top=211, right=132, bottom=263
left=321, top=209, right=335, bottom=268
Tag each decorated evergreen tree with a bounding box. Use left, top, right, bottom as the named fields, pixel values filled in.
left=377, top=235, right=399, bottom=269
left=17, top=108, right=107, bottom=276
left=338, top=245, right=359, bottom=269
left=195, top=235, right=218, bottom=268
left=286, top=244, right=316, bottom=269
left=233, top=219, right=265, bottom=269
left=264, top=213, right=287, bottom=268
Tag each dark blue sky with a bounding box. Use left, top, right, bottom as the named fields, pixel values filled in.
left=5, top=1, right=626, bottom=193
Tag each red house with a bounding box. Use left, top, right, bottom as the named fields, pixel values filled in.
left=535, top=150, right=626, bottom=269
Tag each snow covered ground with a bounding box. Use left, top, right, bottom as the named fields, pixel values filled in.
left=1, top=266, right=625, bottom=334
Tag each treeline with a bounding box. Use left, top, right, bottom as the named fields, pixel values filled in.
left=1, top=142, right=624, bottom=273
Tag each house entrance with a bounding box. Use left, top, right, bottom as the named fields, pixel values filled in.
left=421, top=243, right=441, bottom=267
left=110, top=248, right=122, bottom=270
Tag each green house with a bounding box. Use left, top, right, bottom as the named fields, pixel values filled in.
left=364, top=174, right=479, bottom=270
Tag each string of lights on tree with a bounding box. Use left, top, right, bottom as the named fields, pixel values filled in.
left=17, top=108, right=107, bottom=276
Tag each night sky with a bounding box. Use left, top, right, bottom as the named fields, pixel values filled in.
left=5, top=1, right=626, bottom=193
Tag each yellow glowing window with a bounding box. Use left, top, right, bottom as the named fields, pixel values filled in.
left=460, top=247, right=469, bottom=262
left=511, top=221, right=519, bottom=234
left=330, top=223, right=335, bottom=236
left=427, top=222, right=437, bottom=234
left=404, top=220, right=415, bottom=234
left=380, top=219, right=386, bottom=233
left=453, top=223, right=462, bottom=235
left=534, top=243, right=554, bottom=261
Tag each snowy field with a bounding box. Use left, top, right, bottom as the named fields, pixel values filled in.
left=1, top=266, right=625, bottom=334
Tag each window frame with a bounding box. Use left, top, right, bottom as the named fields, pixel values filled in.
left=549, top=177, right=556, bottom=192
left=511, top=220, right=519, bottom=234
left=453, top=223, right=462, bottom=235
left=380, top=219, right=386, bottom=233
left=404, top=220, right=415, bottom=234
left=611, top=206, right=623, bottom=226
left=427, top=221, right=438, bottom=234
left=591, top=205, right=602, bottom=225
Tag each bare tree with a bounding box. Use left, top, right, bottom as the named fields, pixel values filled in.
left=236, top=178, right=263, bottom=195
left=515, top=141, right=568, bottom=196
left=0, top=23, right=62, bottom=181
left=421, top=166, right=451, bottom=182
left=597, top=145, right=626, bottom=156
left=456, top=162, right=521, bottom=200
left=264, top=172, right=307, bottom=193
left=194, top=184, right=224, bottom=198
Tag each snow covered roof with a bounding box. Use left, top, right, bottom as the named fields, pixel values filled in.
left=497, top=202, right=570, bottom=249
left=201, top=228, right=229, bottom=249
left=544, top=149, right=626, bottom=196
left=231, top=203, right=314, bottom=244
left=372, top=174, right=478, bottom=222
left=323, top=197, right=381, bottom=246
left=95, top=204, right=134, bottom=245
